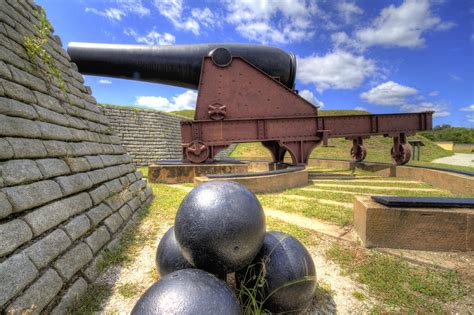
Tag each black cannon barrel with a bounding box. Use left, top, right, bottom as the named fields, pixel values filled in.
left=67, top=42, right=297, bottom=89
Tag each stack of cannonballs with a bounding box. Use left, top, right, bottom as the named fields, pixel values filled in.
left=132, top=181, right=317, bottom=314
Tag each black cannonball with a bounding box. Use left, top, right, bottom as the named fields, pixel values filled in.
left=236, top=231, right=317, bottom=314
left=174, top=180, right=266, bottom=275
left=155, top=226, right=193, bottom=277
left=131, top=269, right=242, bottom=315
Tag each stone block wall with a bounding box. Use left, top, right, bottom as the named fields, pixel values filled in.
left=101, top=105, right=184, bottom=166
left=102, top=106, right=237, bottom=166
left=0, top=1, right=151, bottom=313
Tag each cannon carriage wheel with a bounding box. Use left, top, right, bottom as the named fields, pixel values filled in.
left=350, top=137, right=367, bottom=162
left=391, top=143, right=411, bottom=165
left=185, top=141, right=209, bottom=163
left=390, top=134, right=411, bottom=165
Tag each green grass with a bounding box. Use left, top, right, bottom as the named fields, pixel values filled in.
left=168, top=109, right=195, bottom=119
left=312, top=180, right=432, bottom=188
left=454, top=144, right=474, bottom=153
left=326, top=243, right=466, bottom=313
left=258, top=194, right=353, bottom=226
left=117, top=283, right=141, bottom=299
left=266, top=216, right=319, bottom=246
left=71, top=284, right=113, bottom=314
left=408, top=161, right=474, bottom=172
left=139, top=167, right=148, bottom=178
left=229, top=135, right=453, bottom=163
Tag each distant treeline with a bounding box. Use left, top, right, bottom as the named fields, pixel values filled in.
left=419, top=125, right=474, bottom=143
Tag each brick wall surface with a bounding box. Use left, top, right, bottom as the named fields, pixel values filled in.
left=0, top=0, right=152, bottom=313
left=101, top=106, right=184, bottom=166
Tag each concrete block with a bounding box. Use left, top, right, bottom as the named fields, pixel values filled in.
left=64, top=157, right=91, bottom=173
left=64, top=214, right=91, bottom=241
left=83, top=255, right=104, bottom=282
left=0, top=219, right=32, bottom=257
left=53, top=243, right=93, bottom=280
left=3, top=180, right=62, bottom=213
left=0, top=60, right=11, bottom=79
left=105, top=178, right=122, bottom=194
left=104, top=212, right=124, bottom=234
left=25, top=229, right=72, bottom=269
left=0, top=114, right=41, bottom=138
left=0, top=79, right=36, bottom=103
left=118, top=204, right=133, bottom=221
left=105, top=194, right=125, bottom=211
left=6, top=269, right=63, bottom=315
left=87, top=169, right=108, bottom=185
left=0, top=191, right=13, bottom=219
left=0, top=96, right=38, bottom=119
left=353, top=196, right=474, bottom=251
left=104, top=165, right=123, bottom=180
left=34, top=91, right=66, bottom=113
left=127, top=196, right=141, bottom=212
left=85, top=226, right=110, bottom=253
left=0, top=138, right=14, bottom=160
left=0, top=253, right=38, bottom=306
left=50, top=277, right=88, bottom=315
left=6, top=137, right=47, bottom=158
left=87, top=203, right=113, bottom=226
left=35, top=158, right=70, bottom=178
left=88, top=184, right=109, bottom=205
left=85, top=155, right=104, bottom=169
left=37, top=121, right=74, bottom=141
left=33, top=104, right=70, bottom=127
left=23, top=192, right=92, bottom=236
left=0, top=159, right=43, bottom=186
left=8, top=64, right=48, bottom=93
left=55, top=173, right=93, bottom=196
left=42, top=140, right=73, bottom=157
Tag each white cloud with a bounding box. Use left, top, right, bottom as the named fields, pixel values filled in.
left=98, top=79, right=112, bottom=84
left=299, top=89, right=324, bottom=107
left=428, top=90, right=439, bottom=97
left=354, top=106, right=367, bottom=111
left=191, top=7, right=218, bottom=28
left=354, top=0, right=455, bottom=49
left=401, top=102, right=450, bottom=117
left=449, top=73, right=461, bottom=81
left=135, top=90, right=198, bottom=111
left=124, top=28, right=176, bottom=45
left=460, top=105, right=474, bottom=112
left=331, top=32, right=363, bottom=50
left=85, top=7, right=126, bottom=21
left=468, top=114, right=474, bottom=122
left=224, top=0, right=318, bottom=44
left=153, top=0, right=206, bottom=35
left=297, top=50, right=376, bottom=92
left=336, top=1, right=363, bottom=24
left=116, top=0, right=150, bottom=17
left=360, top=81, right=418, bottom=105
left=85, top=0, right=150, bottom=21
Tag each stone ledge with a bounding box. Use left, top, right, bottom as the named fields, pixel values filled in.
left=353, top=196, right=473, bottom=251
left=195, top=169, right=309, bottom=194
left=148, top=163, right=249, bottom=184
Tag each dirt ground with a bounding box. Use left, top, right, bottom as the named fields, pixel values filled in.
left=92, top=227, right=375, bottom=314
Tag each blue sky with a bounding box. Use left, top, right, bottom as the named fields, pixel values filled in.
left=37, top=0, right=473, bottom=127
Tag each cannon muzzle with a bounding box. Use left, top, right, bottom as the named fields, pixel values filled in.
left=67, top=43, right=296, bottom=89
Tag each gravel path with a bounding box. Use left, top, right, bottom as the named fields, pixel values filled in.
left=432, top=153, right=474, bottom=167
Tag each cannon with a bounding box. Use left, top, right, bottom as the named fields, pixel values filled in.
left=68, top=42, right=432, bottom=165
